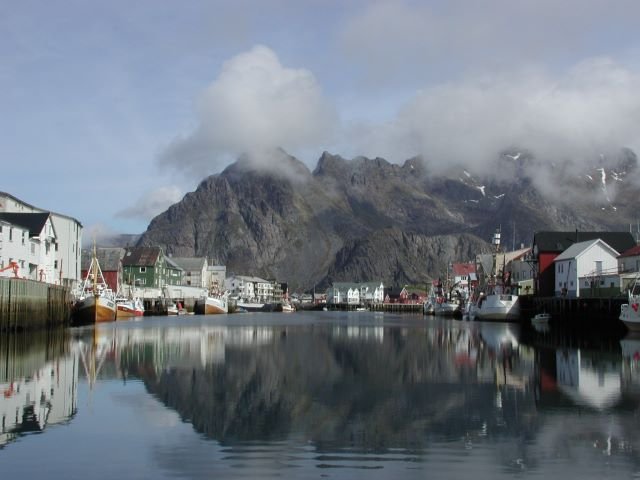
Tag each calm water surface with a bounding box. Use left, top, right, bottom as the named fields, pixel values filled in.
left=2, top=311, right=640, bottom=479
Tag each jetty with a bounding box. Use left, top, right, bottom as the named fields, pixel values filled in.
left=0, top=278, right=70, bottom=330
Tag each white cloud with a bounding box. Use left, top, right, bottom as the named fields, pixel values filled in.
left=346, top=58, right=640, bottom=183
left=116, top=186, right=184, bottom=221
left=159, top=45, right=337, bottom=176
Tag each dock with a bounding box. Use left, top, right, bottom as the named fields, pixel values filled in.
left=0, top=278, right=71, bottom=330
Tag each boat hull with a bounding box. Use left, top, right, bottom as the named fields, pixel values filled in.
left=475, top=294, right=520, bottom=322
left=72, top=295, right=116, bottom=325
left=204, top=296, right=228, bottom=314
left=621, top=297, right=640, bottom=331
left=116, top=305, right=144, bottom=318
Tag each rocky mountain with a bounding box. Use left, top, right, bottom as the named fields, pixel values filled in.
left=137, top=149, right=640, bottom=290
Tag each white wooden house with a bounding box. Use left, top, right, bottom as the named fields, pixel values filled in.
left=0, top=191, right=82, bottom=286
left=327, top=283, right=361, bottom=305
left=0, top=212, right=57, bottom=282
left=553, top=239, right=620, bottom=297
left=172, top=257, right=209, bottom=288
left=359, top=282, right=385, bottom=304
left=618, top=245, right=640, bottom=274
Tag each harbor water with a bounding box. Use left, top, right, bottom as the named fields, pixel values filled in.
left=2, top=311, right=640, bottom=479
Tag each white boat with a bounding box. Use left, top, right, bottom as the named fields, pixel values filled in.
left=433, top=297, right=461, bottom=317
left=620, top=274, right=640, bottom=331
left=167, top=301, right=187, bottom=315
left=71, top=245, right=116, bottom=325
left=531, top=312, right=551, bottom=325
left=203, top=294, right=228, bottom=314
left=475, top=290, right=520, bottom=321
left=236, top=300, right=267, bottom=312
left=281, top=302, right=295, bottom=313
left=474, top=228, right=520, bottom=322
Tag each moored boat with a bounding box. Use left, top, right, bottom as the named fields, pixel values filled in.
left=474, top=228, right=520, bottom=322
left=115, top=296, right=145, bottom=319
left=203, top=293, right=228, bottom=314
left=71, top=245, right=116, bottom=325
left=620, top=275, right=640, bottom=331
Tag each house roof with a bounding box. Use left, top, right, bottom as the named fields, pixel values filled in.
left=0, top=212, right=53, bottom=238
left=164, top=256, right=183, bottom=271
left=533, top=231, right=636, bottom=255
left=619, top=244, right=640, bottom=258
left=0, top=191, right=82, bottom=226
left=452, top=263, right=475, bottom=276
left=384, top=286, right=407, bottom=297
left=554, top=239, right=619, bottom=262
left=171, top=257, right=206, bottom=271
left=122, top=246, right=162, bottom=266
left=81, top=247, right=125, bottom=271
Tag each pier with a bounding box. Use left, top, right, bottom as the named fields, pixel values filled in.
left=323, top=303, right=423, bottom=313
left=0, top=278, right=71, bottom=330
left=522, top=295, right=626, bottom=324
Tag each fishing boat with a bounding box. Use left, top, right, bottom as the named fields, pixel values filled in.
left=620, top=274, right=640, bottom=331
left=281, top=302, right=295, bottom=313
left=475, top=228, right=521, bottom=322
left=115, top=296, right=145, bottom=318
left=71, top=245, right=116, bottom=325
left=198, top=281, right=229, bottom=314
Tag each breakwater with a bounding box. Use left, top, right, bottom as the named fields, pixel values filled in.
left=0, top=278, right=71, bottom=330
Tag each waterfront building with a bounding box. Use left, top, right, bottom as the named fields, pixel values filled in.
left=225, top=275, right=275, bottom=302
left=359, top=281, right=385, bottom=304
left=451, top=262, right=477, bottom=296
left=171, top=257, right=208, bottom=288
left=122, top=246, right=183, bottom=288
left=0, top=191, right=82, bottom=286
left=618, top=244, right=640, bottom=274
left=81, top=247, right=124, bottom=293
left=327, top=283, right=361, bottom=305
left=532, top=231, right=636, bottom=296
left=207, top=265, right=226, bottom=290
left=553, top=239, right=620, bottom=298
left=384, top=286, right=409, bottom=303
left=0, top=212, right=57, bottom=282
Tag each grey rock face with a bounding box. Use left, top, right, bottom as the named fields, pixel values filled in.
left=138, top=150, right=640, bottom=290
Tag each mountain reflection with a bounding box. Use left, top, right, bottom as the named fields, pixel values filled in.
left=100, top=320, right=539, bottom=449
left=4, top=314, right=640, bottom=466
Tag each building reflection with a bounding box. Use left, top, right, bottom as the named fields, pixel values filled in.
left=0, top=330, right=78, bottom=448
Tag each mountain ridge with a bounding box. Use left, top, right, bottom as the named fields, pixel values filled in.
left=137, top=149, right=640, bottom=290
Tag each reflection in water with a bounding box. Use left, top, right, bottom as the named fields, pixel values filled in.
left=0, top=330, right=77, bottom=448
left=3, top=314, right=640, bottom=478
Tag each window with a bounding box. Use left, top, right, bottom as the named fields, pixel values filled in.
left=140, top=267, right=146, bottom=273
left=31, top=244, right=35, bottom=254
left=54, top=260, right=58, bottom=269
left=595, top=261, right=603, bottom=274
left=610, top=282, right=615, bottom=288
left=570, top=281, right=573, bottom=287
left=9, top=228, right=12, bottom=241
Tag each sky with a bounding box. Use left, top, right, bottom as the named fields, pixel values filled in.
left=2, top=0, right=640, bottom=238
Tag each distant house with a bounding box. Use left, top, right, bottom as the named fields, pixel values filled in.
left=122, top=246, right=183, bottom=288
left=0, top=212, right=57, bottom=282
left=553, top=239, right=620, bottom=298
left=618, top=245, right=640, bottom=274
left=225, top=275, right=275, bottom=302
left=171, top=257, right=208, bottom=288
left=451, top=262, right=476, bottom=294
left=359, top=281, right=385, bottom=304
left=207, top=265, right=226, bottom=290
left=384, top=286, right=409, bottom=303
left=532, top=231, right=636, bottom=296
left=327, top=282, right=361, bottom=305
left=81, top=247, right=124, bottom=293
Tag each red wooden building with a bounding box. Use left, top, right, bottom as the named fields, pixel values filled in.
left=80, top=247, right=125, bottom=293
